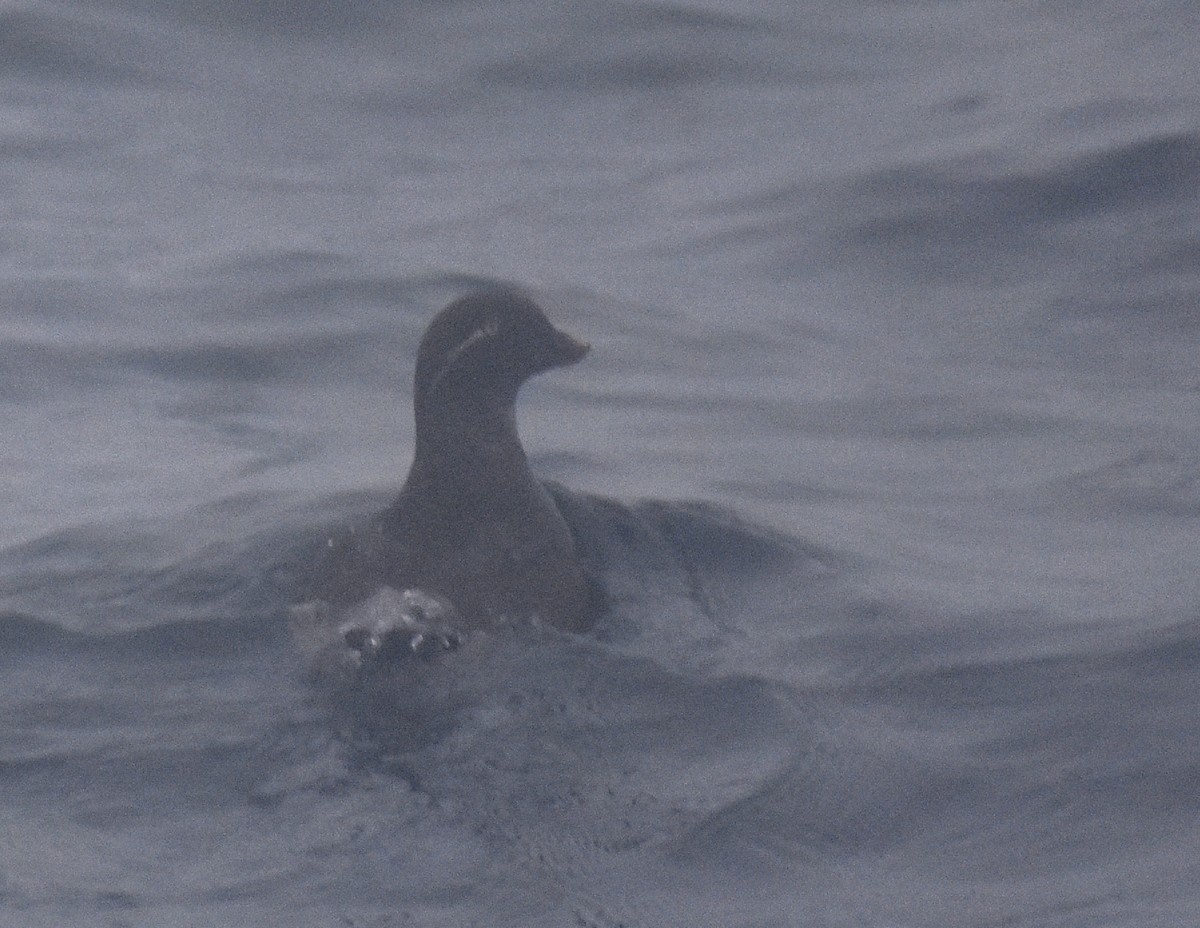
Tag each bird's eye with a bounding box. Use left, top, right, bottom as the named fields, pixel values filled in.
left=426, top=318, right=501, bottom=394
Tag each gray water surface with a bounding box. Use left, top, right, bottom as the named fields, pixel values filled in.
left=3, top=1, right=1199, bottom=925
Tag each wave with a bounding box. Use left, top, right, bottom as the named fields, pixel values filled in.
left=0, top=609, right=285, bottom=662
left=1, top=5, right=165, bottom=84
left=794, top=130, right=1200, bottom=284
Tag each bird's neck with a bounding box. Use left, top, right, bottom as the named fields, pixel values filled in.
left=407, top=393, right=534, bottom=502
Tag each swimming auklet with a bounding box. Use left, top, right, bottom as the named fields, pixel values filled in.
left=313, top=289, right=602, bottom=644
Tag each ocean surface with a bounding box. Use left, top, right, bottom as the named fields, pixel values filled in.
left=3, top=1, right=1199, bottom=925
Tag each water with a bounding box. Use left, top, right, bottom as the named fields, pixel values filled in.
left=3, top=0, right=1199, bottom=925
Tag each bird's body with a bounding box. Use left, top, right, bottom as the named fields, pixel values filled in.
left=311, top=290, right=600, bottom=635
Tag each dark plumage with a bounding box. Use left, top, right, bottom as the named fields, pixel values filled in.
left=315, top=290, right=600, bottom=634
